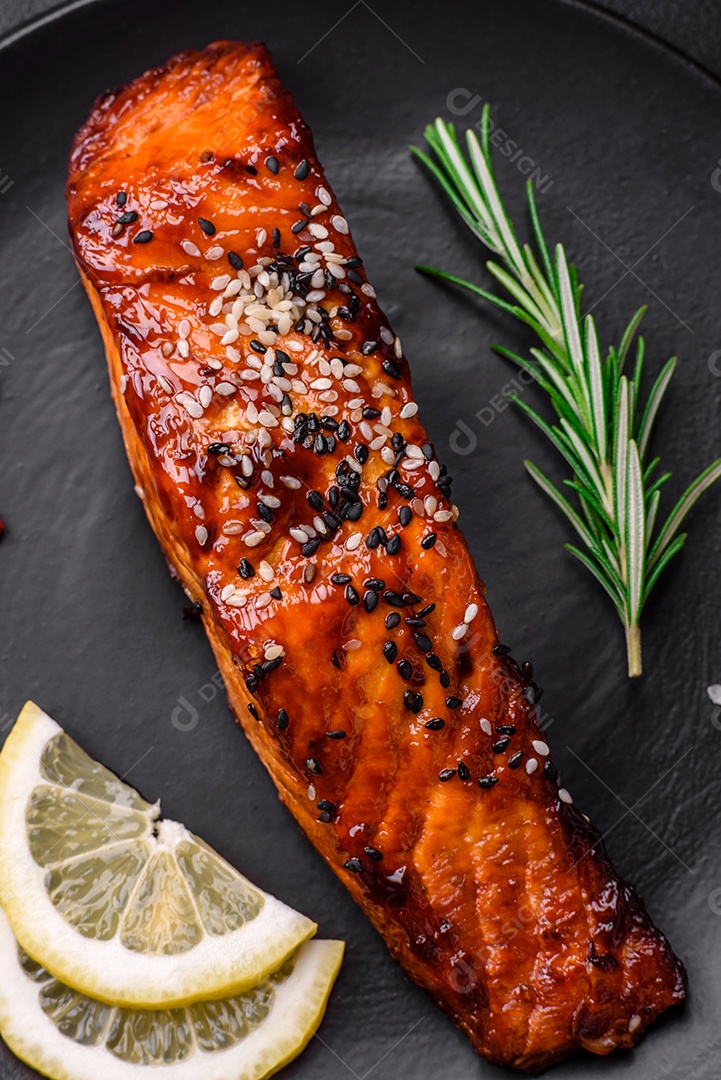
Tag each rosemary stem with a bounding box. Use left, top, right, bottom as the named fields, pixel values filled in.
left=625, top=624, right=643, bottom=678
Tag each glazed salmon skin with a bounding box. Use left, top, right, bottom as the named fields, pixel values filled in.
left=67, top=41, right=685, bottom=1071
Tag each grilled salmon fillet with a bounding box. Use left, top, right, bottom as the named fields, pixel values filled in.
left=66, top=41, right=685, bottom=1071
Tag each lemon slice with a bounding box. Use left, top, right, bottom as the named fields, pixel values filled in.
left=0, top=907, right=343, bottom=1080
left=0, top=703, right=317, bottom=1007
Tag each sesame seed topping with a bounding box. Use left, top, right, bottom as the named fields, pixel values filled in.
left=525, top=758, right=538, bottom=775
left=559, top=788, right=573, bottom=804
left=532, top=740, right=550, bottom=756
left=198, top=217, right=216, bottom=235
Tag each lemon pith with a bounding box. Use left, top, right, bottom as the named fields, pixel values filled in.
left=0, top=702, right=317, bottom=1007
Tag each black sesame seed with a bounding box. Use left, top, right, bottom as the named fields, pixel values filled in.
left=493, top=737, right=510, bottom=753
left=425, top=717, right=446, bottom=730
left=257, top=501, right=274, bottom=523
left=414, top=632, right=433, bottom=653
left=115, top=191, right=127, bottom=207
left=384, top=590, right=404, bottom=607
left=313, top=433, right=327, bottom=455
left=238, top=558, right=255, bottom=579
left=265, top=156, right=279, bottom=174
left=323, top=511, right=341, bottom=532
left=383, top=641, right=398, bottom=663
left=417, top=604, right=436, bottom=618
left=508, top=751, right=524, bottom=769
left=208, top=442, right=231, bottom=455
left=386, top=535, right=401, bottom=555
left=544, top=760, right=558, bottom=781
left=398, top=506, right=412, bottom=527
left=246, top=674, right=259, bottom=693
left=426, top=653, right=442, bottom=671
left=277, top=708, right=289, bottom=730
left=446, top=696, right=462, bottom=710
left=440, top=671, right=451, bottom=688
left=382, top=359, right=401, bottom=379
left=117, top=210, right=138, bottom=225
left=497, top=725, right=517, bottom=735
left=363, top=846, right=383, bottom=861
left=391, top=432, right=406, bottom=453
left=291, top=218, right=310, bottom=234
left=439, top=768, right=457, bottom=782
left=366, top=527, right=381, bottom=550
left=457, top=761, right=470, bottom=781
left=228, top=251, right=243, bottom=270
left=493, top=644, right=511, bottom=656
left=302, top=539, right=320, bottom=557
left=478, top=775, right=499, bottom=789
left=262, top=656, right=282, bottom=673
left=331, top=572, right=352, bottom=585
left=396, top=660, right=412, bottom=681
left=306, top=758, right=323, bottom=775
left=271, top=227, right=281, bottom=248
left=133, top=230, right=153, bottom=243
left=362, top=407, right=381, bottom=420
left=250, top=339, right=266, bottom=353
left=364, top=578, right=385, bottom=591
left=246, top=163, right=258, bottom=175
left=198, top=217, right=216, bottom=235
left=344, top=858, right=363, bottom=873
left=395, top=482, right=414, bottom=499
left=248, top=703, right=259, bottom=720
left=385, top=612, right=401, bottom=630
left=404, top=691, right=423, bottom=714
left=360, top=341, right=378, bottom=356
left=354, top=444, right=369, bottom=464
left=269, top=586, right=282, bottom=600
left=317, top=800, right=336, bottom=813
left=345, top=584, right=360, bottom=606
left=294, top=159, right=309, bottom=180
left=347, top=269, right=364, bottom=285
left=307, top=490, right=324, bottom=512
left=304, top=564, right=316, bottom=584
left=317, top=811, right=333, bottom=823
left=364, top=590, right=379, bottom=613
left=234, top=475, right=250, bottom=489
left=337, top=420, right=351, bottom=441
left=327, top=729, right=347, bottom=739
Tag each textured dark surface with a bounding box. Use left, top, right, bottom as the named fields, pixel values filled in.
left=0, top=1, right=720, bottom=1078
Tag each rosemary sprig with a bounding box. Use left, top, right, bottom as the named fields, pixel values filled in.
left=412, top=107, right=721, bottom=677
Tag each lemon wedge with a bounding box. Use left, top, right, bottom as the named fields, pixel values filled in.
left=0, top=702, right=317, bottom=1007
left=0, top=906, right=343, bottom=1080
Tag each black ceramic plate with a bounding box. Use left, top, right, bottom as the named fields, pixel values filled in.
left=1, top=0, right=720, bottom=1077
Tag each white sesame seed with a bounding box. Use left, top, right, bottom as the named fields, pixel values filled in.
left=290, top=528, right=307, bottom=544
left=343, top=638, right=362, bottom=650
left=285, top=340, right=303, bottom=352
left=405, top=444, right=424, bottom=459
left=263, top=495, right=281, bottom=508
left=178, top=319, right=190, bottom=339
left=434, top=510, right=453, bottom=523
left=256, top=229, right=267, bottom=246
left=222, top=328, right=239, bottom=345
left=258, top=561, right=275, bottom=582
left=532, top=740, right=550, bottom=756
left=258, top=411, right=279, bottom=428
left=280, top=475, right=301, bottom=489
left=256, top=592, right=272, bottom=608
left=195, top=525, right=208, bottom=546
left=343, top=379, right=360, bottom=393
left=216, top=382, right=236, bottom=396
left=331, top=215, right=348, bottom=234
left=221, top=584, right=235, bottom=601
left=264, top=643, right=285, bottom=661
left=244, top=531, right=265, bottom=548
left=211, top=274, right=231, bottom=291
left=209, top=296, right=224, bottom=317
left=222, top=522, right=244, bottom=535
left=429, top=461, right=441, bottom=482
left=198, top=386, right=212, bottom=408
left=310, top=378, right=332, bottom=390
left=480, top=718, right=493, bottom=736
left=206, top=245, right=224, bottom=260
left=559, top=788, right=573, bottom=804
left=525, top=758, right=538, bottom=775
left=380, top=327, right=393, bottom=345
left=464, top=603, right=479, bottom=623
left=361, top=283, right=376, bottom=298
left=176, top=339, right=189, bottom=358
left=451, top=623, right=468, bottom=641
left=335, top=328, right=353, bottom=341
left=119, top=374, right=128, bottom=393
left=317, top=186, right=332, bottom=205
left=369, top=435, right=386, bottom=451
left=177, top=393, right=203, bottom=419
left=181, top=240, right=201, bottom=257
left=308, top=223, right=328, bottom=239
left=226, top=592, right=247, bottom=608
left=261, top=470, right=274, bottom=487
left=345, top=533, right=362, bottom=551
left=380, top=447, right=395, bottom=465
left=628, top=1015, right=641, bottom=1033
left=400, top=402, right=418, bottom=419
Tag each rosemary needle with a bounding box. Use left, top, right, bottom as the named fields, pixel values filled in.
left=412, top=107, right=721, bottom=677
